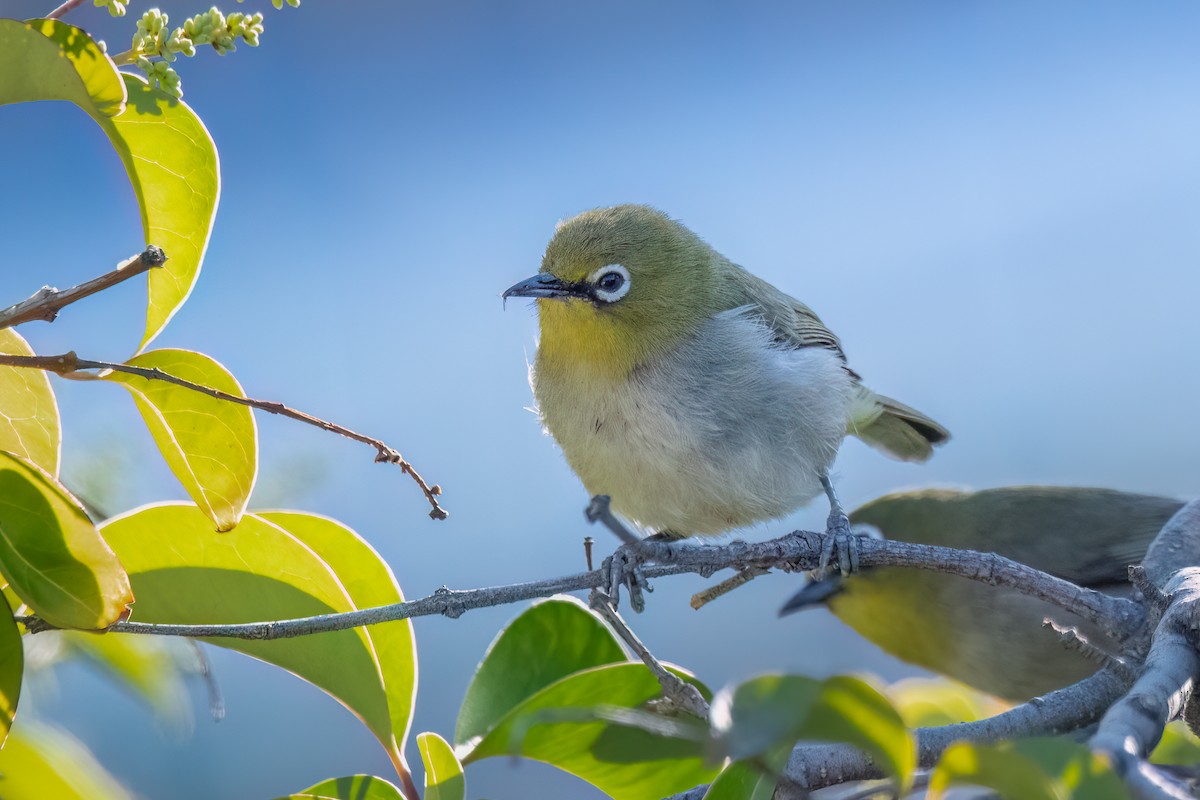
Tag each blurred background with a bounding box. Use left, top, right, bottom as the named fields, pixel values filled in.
left=3, top=1, right=1199, bottom=797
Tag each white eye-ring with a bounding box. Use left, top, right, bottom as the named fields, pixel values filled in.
left=587, top=264, right=631, bottom=303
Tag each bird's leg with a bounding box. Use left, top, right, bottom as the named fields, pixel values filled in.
left=818, top=471, right=858, bottom=577
left=588, top=495, right=675, bottom=612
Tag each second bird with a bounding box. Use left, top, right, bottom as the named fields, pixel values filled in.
left=504, top=204, right=948, bottom=540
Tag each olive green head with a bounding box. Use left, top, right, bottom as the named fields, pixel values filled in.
left=504, top=205, right=726, bottom=374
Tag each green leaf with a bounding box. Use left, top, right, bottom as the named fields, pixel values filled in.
left=0, top=19, right=124, bottom=116
left=0, top=329, right=61, bottom=477
left=887, top=677, right=1005, bottom=728
left=0, top=719, right=133, bottom=799
left=282, top=774, right=408, bottom=800
left=929, top=739, right=1129, bottom=800
left=1151, top=722, right=1200, bottom=766
left=100, top=504, right=417, bottom=780
left=461, top=662, right=716, bottom=800
left=102, top=75, right=220, bottom=350
left=0, top=22, right=217, bottom=350
left=455, top=596, right=626, bottom=748
left=0, top=592, right=22, bottom=748
left=703, top=761, right=777, bottom=800
left=418, top=732, right=465, bottom=800
left=259, top=510, right=417, bottom=753
left=710, top=675, right=914, bottom=791
left=0, top=451, right=132, bottom=629
left=104, top=349, right=257, bottom=532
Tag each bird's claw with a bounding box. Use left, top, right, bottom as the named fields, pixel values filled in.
left=602, top=542, right=654, bottom=613
left=815, top=507, right=860, bottom=578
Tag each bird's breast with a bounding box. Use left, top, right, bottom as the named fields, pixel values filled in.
left=532, top=309, right=857, bottom=536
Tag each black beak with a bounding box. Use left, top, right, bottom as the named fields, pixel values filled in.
left=502, top=273, right=586, bottom=301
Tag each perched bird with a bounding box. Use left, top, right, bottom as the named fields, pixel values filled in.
left=503, top=204, right=948, bottom=553
left=784, top=486, right=1182, bottom=700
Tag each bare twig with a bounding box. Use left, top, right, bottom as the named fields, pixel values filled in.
left=589, top=589, right=710, bottom=719
left=1044, top=618, right=1136, bottom=680
left=45, top=0, right=89, bottom=19
left=0, top=350, right=447, bottom=520
left=690, top=566, right=770, bottom=610
left=0, top=246, right=167, bottom=331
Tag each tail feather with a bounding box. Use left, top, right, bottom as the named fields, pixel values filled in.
left=849, top=388, right=949, bottom=463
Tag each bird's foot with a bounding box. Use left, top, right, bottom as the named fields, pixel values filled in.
left=601, top=542, right=654, bottom=613
left=816, top=506, right=860, bottom=578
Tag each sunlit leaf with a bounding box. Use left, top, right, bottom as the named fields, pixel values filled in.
left=0, top=19, right=124, bottom=115
left=418, top=732, right=465, bottom=800
left=0, top=592, right=21, bottom=748
left=105, top=349, right=257, bottom=532
left=281, top=774, right=408, bottom=800
left=461, top=662, right=715, bottom=799
left=100, top=504, right=416, bottom=780
left=0, top=719, right=133, bottom=799
left=710, top=674, right=914, bottom=791
left=455, top=596, right=626, bottom=748
left=888, top=677, right=1007, bottom=729
left=0, top=451, right=132, bottom=629
left=259, top=510, right=417, bottom=755
left=929, top=738, right=1129, bottom=800
left=0, top=330, right=61, bottom=477
left=102, top=75, right=219, bottom=350
left=1151, top=722, right=1200, bottom=766
left=703, top=761, right=776, bottom=800
left=0, top=22, right=217, bottom=349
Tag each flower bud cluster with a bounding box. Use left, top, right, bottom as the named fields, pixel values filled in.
left=93, top=0, right=129, bottom=18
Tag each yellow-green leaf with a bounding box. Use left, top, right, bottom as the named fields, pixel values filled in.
left=703, top=761, right=777, bottom=800
left=0, top=720, right=133, bottom=799
left=100, top=504, right=417, bottom=781
left=0, top=592, right=22, bottom=748
left=456, top=596, right=626, bottom=748
left=101, top=75, right=219, bottom=350
left=929, top=739, right=1129, bottom=800
left=0, top=19, right=124, bottom=115
left=281, top=775, right=408, bottom=800
left=0, top=19, right=216, bottom=350
left=0, top=329, right=60, bottom=476
left=418, top=732, right=465, bottom=800
left=710, top=674, right=915, bottom=792
left=105, top=349, right=257, bottom=532
left=461, top=662, right=716, bottom=800
left=0, top=451, right=132, bottom=629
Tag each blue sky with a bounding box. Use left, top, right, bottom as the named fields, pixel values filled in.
left=4, top=2, right=1200, bottom=798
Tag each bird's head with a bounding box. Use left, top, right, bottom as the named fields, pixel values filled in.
left=504, top=205, right=724, bottom=375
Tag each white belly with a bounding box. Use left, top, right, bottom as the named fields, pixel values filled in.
left=533, top=309, right=857, bottom=535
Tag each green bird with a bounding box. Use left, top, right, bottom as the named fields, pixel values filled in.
left=785, top=486, right=1182, bottom=701
left=503, top=204, right=948, bottom=552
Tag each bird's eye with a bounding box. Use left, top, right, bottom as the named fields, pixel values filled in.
left=588, top=264, right=631, bottom=303
left=597, top=271, right=624, bottom=292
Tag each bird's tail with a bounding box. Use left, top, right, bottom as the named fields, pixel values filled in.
left=848, top=387, right=950, bottom=463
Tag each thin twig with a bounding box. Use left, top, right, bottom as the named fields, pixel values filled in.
left=1044, top=618, right=1136, bottom=680
left=589, top=589, right=710, bottom=719
left=0, top=246, right=167, bottom=331
left=0, top=351, right=447, bottom=520
left=690, top=566, right=770, bottom=610
left=45, top=0, right=89, bottom=19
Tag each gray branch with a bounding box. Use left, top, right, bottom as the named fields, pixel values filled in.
left=17, top=529, right=1129, bottom=642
